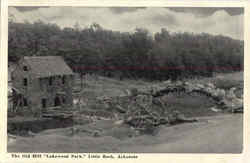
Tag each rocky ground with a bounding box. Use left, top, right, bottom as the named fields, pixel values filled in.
left=7, top=72, right=244, bottom=153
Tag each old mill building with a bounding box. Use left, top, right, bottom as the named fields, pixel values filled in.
left=11, top=56, right=74, bottom=116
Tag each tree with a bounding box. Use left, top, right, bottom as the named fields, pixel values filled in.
left=8, top=20, right=244, bottom=81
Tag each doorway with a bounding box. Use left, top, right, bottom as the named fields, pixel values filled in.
left=54, top=96, right=61, bottom=106
left=41, top=98, right=47, bottom=108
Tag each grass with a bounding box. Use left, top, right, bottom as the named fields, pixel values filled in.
left=161, top=93, right=218, bottom=118
left=213, top=72, right=243, bottom=90
left=74, top=74, right=151, bottom=96
left=186, top=72, right=243, bottom=85
left=74, top=71, right=243, bottom=118
left=213, top=79, right=242, bottom=90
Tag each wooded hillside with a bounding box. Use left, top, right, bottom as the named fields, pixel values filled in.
left=8, top=21, right=244, bottom=81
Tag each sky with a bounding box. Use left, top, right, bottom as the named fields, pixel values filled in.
left=9, top=7, right=244, bottom=40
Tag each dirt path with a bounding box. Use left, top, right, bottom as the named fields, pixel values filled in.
left=121, top=114, right=243, bottom=153
left=8, top=114, right=243, bottom=153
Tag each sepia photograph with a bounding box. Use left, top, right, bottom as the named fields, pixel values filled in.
left=7, top=6, right=244, bottom=153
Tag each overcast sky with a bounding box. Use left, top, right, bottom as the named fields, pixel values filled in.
left=9, top=7, right=244, bottom=40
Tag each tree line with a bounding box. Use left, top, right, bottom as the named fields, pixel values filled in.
left=8, top=21, right=244, bottom=81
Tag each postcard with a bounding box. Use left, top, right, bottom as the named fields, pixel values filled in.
left=0, top=0, right=249, bottom=163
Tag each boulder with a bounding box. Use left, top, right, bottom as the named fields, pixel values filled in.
left=163, top=80, right=171, bottom=85
left=184, top=83, right=196, bottom=93
left=210, top=107, right=222, bottom=112
left=114, top=120, right=124, bottom=125
left=196, top=83, right=205, bottom=90
left=204, top=87, right=213, bottom=94
left=216, top=89, right=226, bottom=100
left=206, top=82, right=215, bottom=89
left=226, top=87, right=237, bottom=100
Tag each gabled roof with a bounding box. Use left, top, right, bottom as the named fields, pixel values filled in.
left=23, top=56, right=73, bottom=78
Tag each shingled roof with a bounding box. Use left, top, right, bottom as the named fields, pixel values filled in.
left=23, top=56, right=73, bottom=78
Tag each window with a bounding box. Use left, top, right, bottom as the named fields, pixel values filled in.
left=62, top=97, right=66, bottom=104
left=49, top=77, right=53, bottom=86
left=42, top=98, right=47, bottom=108
left=62, top=76, right=66, bottom=84
left=23, top=78, right=27, bottom=86
left=54, top=97, right=61, bottom=106
left=23, top=66, right=28, bottom=71
left=23, top=98, right=28, bottom=106
left=39, top=78, right=43, bottom=89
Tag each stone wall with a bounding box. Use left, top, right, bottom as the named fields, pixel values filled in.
left=12, top=59, right=74, bottom=116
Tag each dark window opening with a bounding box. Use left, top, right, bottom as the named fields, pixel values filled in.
left=62, top=97, right=66, bottom=104
left=39, top=78, right=43, bottom=89
left=23, top=98, right=28, bottom=106
left=19, top=100, right=23, bottom=107
left=49, top=77, right=53, bottom=86
left=62, top=76, right=66, bottom=84
left=23, top=66, right=28, bottom=71
left=54, top=97, right=61, bottom=106
left=42, top=98, right=47, bottom=108
left=23, top=78, right=27, bottom=86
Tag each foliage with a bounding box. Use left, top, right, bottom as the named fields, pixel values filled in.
left=8, top=21, right=244, bottom=81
